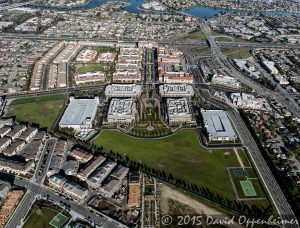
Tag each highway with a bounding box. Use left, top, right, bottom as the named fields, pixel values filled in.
left=199, top=21, right=300, bottom=118
left=187, top=38, right=298, bottom=227
left=1, top=32, right=300, bottom=49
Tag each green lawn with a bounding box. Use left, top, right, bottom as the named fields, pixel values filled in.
left=77, top=64, right=105, bottom=74
left=7, top=95, right=66, bottom=130
left=23, top=207, right=58, bottom=228
left=10, top=94, right=66, bottom=105
left=236, top=148, right=251, bottom=167
left=221, top=48, right=252, bottom=59
left=215, top=36, right=234, bottom=42
left=91, top=47, right=117, bottom=53
left=93, top=129, right=240, bottom=200
left=176, top=30, right=207, bottom=41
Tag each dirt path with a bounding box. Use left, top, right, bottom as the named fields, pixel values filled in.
left=159, top=183, right=244, bottom=228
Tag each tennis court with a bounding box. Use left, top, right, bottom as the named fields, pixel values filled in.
left=49, top=212, right=69, bottom=228
left=240, top=180, right=257, bottom=197
left=233, top=169, right=248, bottom=177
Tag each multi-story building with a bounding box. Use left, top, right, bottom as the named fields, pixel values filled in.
left=107, top=98, right=137, bottom=125
left=105, top=84, right=142, bottom=98
left=165, top=98, right=192, bottom=126
left=159, top=84, right=194, bottom=98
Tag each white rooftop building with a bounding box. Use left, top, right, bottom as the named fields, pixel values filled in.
left=211, top=74, right=240, bottom=88
left=59, top=97, right=99, bottom=131
left=159, top=84, right=194, bottom=97
left=201, top=110, right=237, bottom=142
left=230, top=93, right=269, bottom=110
left=262, top=61, right=279, bottom=74
left=107, top=98, right=137, bottom=125
left=166, top=98, right=192, bottom=125
left=105, top=84, right=142, bottom=98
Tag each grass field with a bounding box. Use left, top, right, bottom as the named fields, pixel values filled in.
left=221, top=48, right=252, bottom=59
left=176, top=30, right=206, bottom=41
left=236, top=148, right=251, bottom=167
left=215, top=36, right=234, bottom=42
left=77, top=64, right=105, bottom=74
left=7, top=94, right=66, bottom=130
left=93, top=129, right=241, bottom=200
left=10, top=94, right=66, bottom=105
left=92, top=46, right=117, bottom=53
left=23, top=207, right=58, bottom=228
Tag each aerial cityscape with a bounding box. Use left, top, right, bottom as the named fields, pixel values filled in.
left=0, top=0, right=300, bottom=227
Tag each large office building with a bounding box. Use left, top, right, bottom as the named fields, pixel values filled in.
left=107, top=98, right=137, bottom=125
left=211, top=74, right=240, bottom=88
left=105, top=84, right=142, bottom=98
left=166, top=98, right=192, bottom=125
left=201, top=110, right=237, bottom=141
left=59, top=97, right=99, bottom=131
left=159, top=84, right=194, bottom=98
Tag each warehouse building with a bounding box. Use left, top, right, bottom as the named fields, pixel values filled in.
left=201, top=110, right=237, bottom=141
left=59, top=97, right=99, bottom=131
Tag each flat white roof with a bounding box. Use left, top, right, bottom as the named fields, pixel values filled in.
left=201, top=110, right=237, bottom=139
left=105, top=84, right=141, bottom=97
left=59, top=98, right=98, bottom=126
left=159, top=84, right=194, bottom=97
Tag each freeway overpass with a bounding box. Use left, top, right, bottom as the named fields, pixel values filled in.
left=1, top=33, right=300, bottom=50
left=0, top=1, right=37, bottom=11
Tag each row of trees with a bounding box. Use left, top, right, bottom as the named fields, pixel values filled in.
left=53, top=123, right=274, bottom=220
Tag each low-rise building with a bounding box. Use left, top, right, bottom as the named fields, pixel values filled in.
left=107, top=98, right=137, bottom=125
left=48, top=174, right=67, bottom=190
left=0, top=158, right=34, bottom=175
left=99, top=176, right=123, bottom=198
left=64, top=160, right=79, bottom=176
left=63, top=181, right=88, bottom=201
left=59, top=97, right=99, bottom=131
left=0, top=137, right=11, bottom=152
left=77, top=156, right=106, bottom=181
left=47, top=155, right=65, bottom=177
left=262, top=61, right=279, bottom=74
left=96, top=52, right=117, bottom=62
left=86, top=160, right=117, bottom=189
left=105, top=84, right=142, bottom=98
left=76, top=49, right=97, bottom=63
left=159, top=84, right=194, bottom=97
left=18, top=127, right=38, bottom=142
left=201, top=110, right=237, bottom=142
left=211, top=74, right=240, bottom=88
left=0, top=127, right=11, bottom=138
left=75, top=72, right=105, bottom=84
left=6, top=125, right=27, bottom=140
left=230, top=93, right=269, bottom=110
left=70, top=148, right=93, bottom=163
left=3, top=140, right=26, bottom=157
left=18, top=140, right=43, bottom=161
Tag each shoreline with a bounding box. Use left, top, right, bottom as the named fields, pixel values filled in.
left=31, top=0, right=92, bottom=9
left=137, top=6, right=167, bottom=13
left=173, top=4, right=300, bottom=16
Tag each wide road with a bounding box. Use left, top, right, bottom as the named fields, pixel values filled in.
left=188, top=52, right=298, bottom=227
left=199, top=21, right=300, bottom=118
left=1, top=32, right=300, bottom=49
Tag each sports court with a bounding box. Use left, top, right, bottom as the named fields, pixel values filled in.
left=240, top=180, right=257, bottom=197
left=49, top=212, right=69, bottom=228
left=233, top=169, right=248, bottom=177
